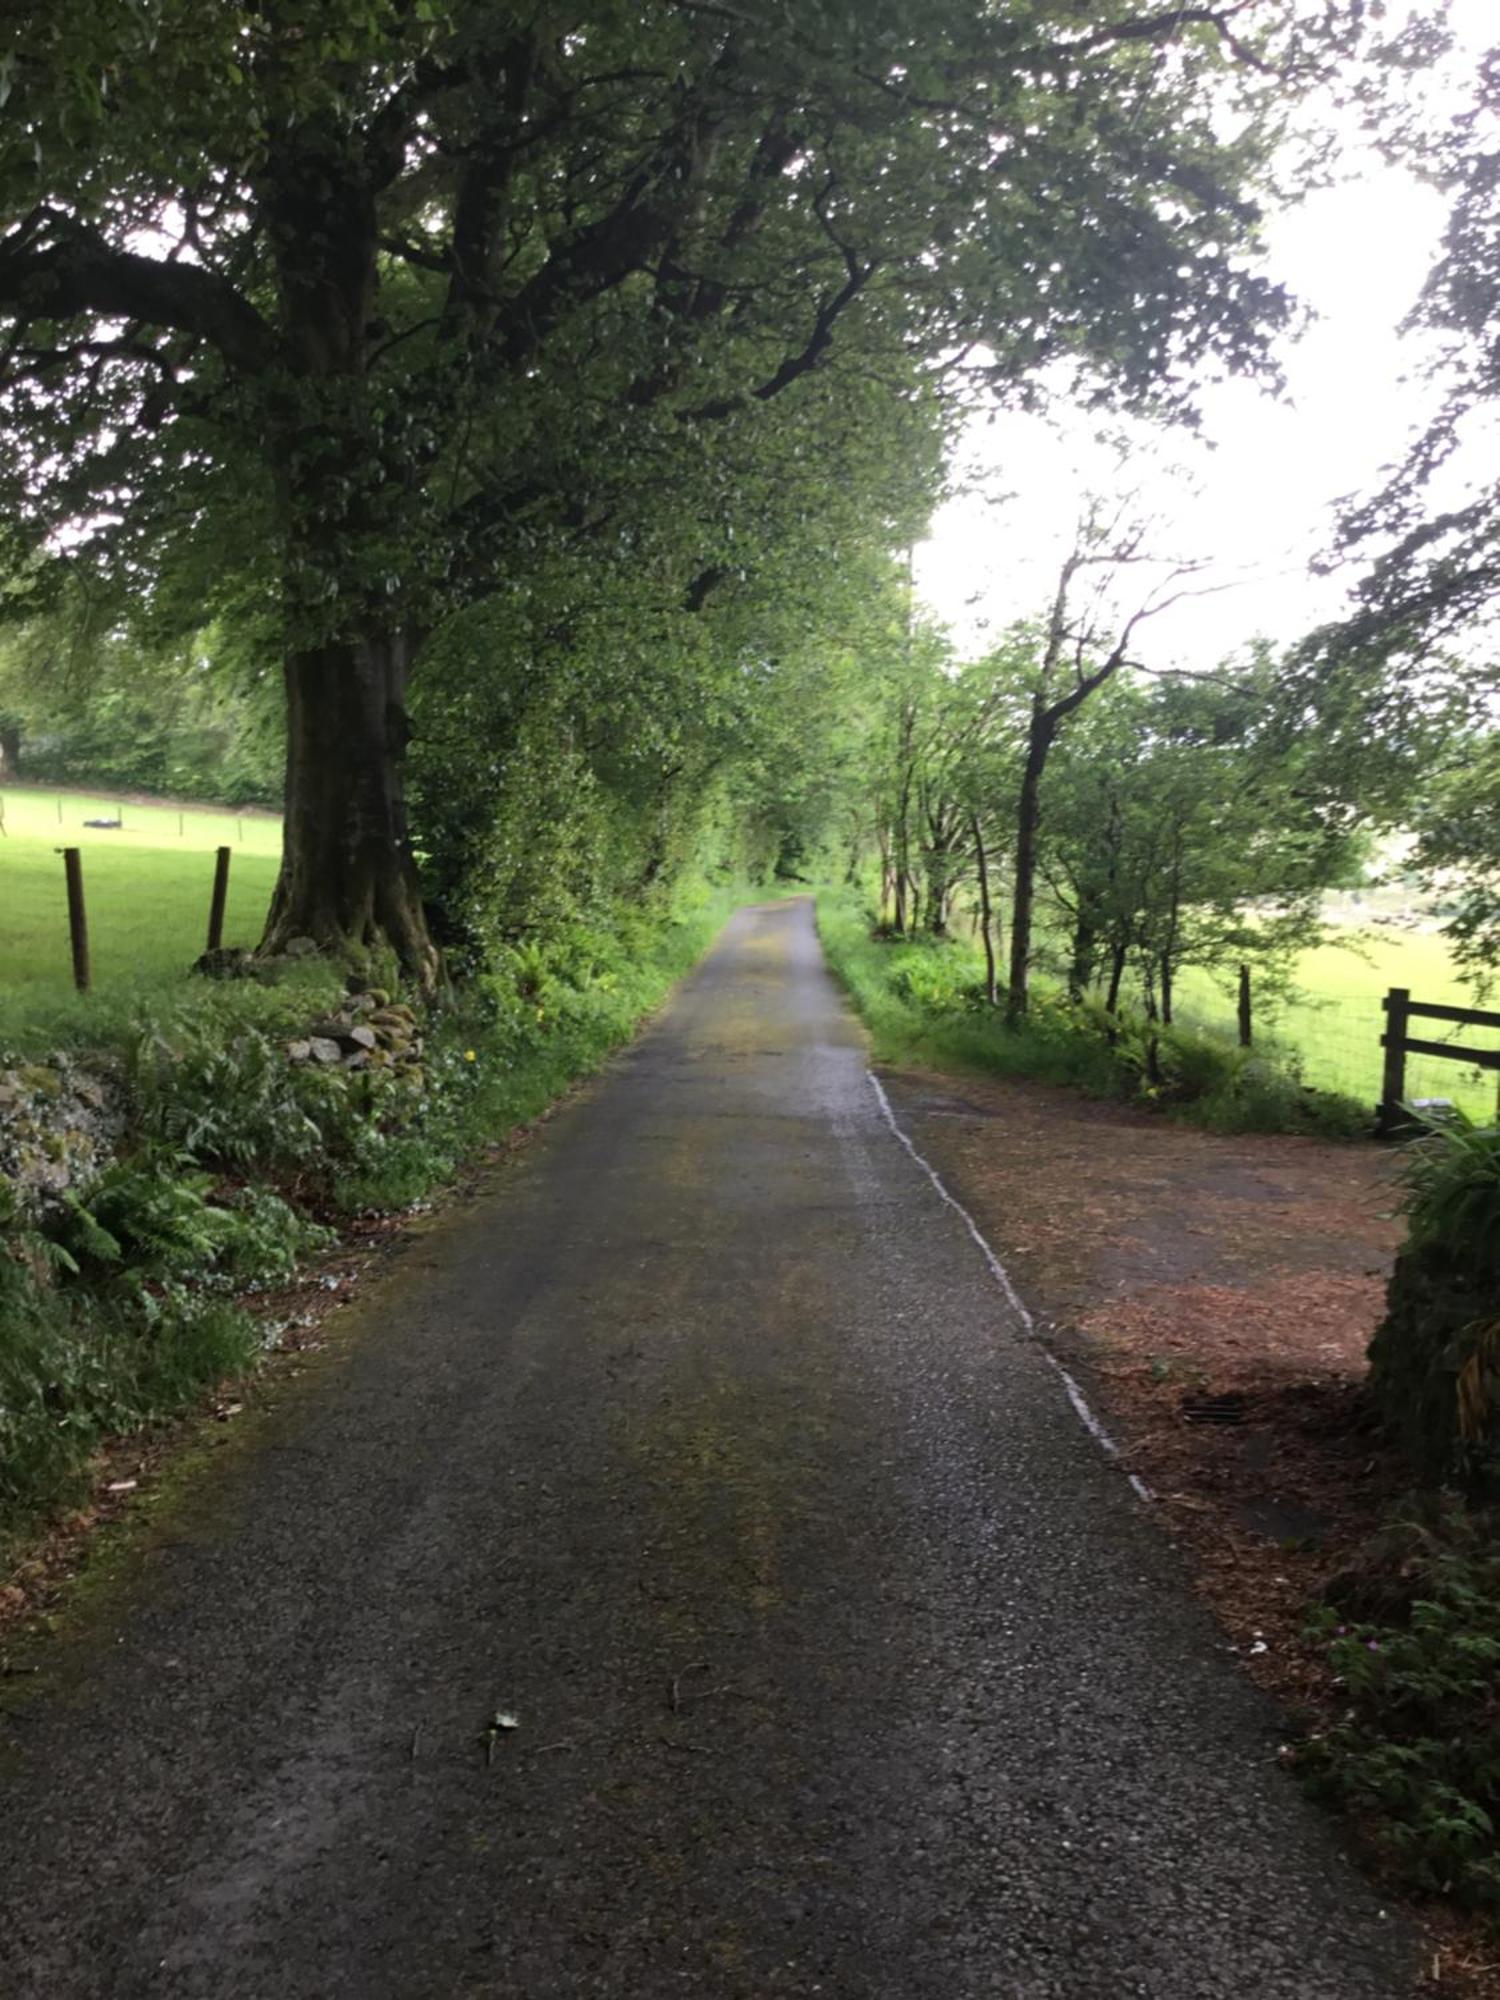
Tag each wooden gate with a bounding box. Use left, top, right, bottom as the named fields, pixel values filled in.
left=1379, top=987, right=1500, bottom=1133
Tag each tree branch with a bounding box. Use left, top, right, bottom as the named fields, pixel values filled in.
left=684, top=254, right=876, bottom=421
left=0, top=214, right=276, bottom=375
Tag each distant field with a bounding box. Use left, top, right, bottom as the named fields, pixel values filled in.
left=1, top=785, right=282, bottom=1003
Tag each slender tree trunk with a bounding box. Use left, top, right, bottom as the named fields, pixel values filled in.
left=925, top=848, right=951, bottom=936
left=1141, top=961, right=1163, bottom=1084
left=1238, top=962, right=1253, bottom=1048
left=1104, top=942, right=1128, bottom=1016
left=1068, top=916, right=1097, bottom=1003
left=892, top=705, right=915, bottom=935
left=0, top=721, right=19, bottom=781
left=1006, top=721, right=1051, bottom=1024
left=261, top=628, right=439, bottom=986
left=1159, top=870, right=1181, bottom=1031
left=971, top=810, right=997, bottom=1007
left=893, top=793, right=910, bottom=933
left=877, top=827, right=893, bottom=925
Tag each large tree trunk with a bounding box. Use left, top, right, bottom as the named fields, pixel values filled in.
left=261, top=628, right=439, bottom=987
left=254, top=125, right=441, bottom=989
left=0, top=720, right=19, bottom=781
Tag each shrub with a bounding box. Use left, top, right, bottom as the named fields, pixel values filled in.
left=0, top=1247, right=262, bottom=1538
left=1367, top=1115, right=1500, bottom=1491
left=884, top=941, right=979, bottom=1014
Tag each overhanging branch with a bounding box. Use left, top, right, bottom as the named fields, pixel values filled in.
left=0, top=213, right=276, bottom=375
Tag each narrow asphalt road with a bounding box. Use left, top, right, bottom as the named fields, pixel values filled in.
left=0, top=901, right=1414, bottom=1998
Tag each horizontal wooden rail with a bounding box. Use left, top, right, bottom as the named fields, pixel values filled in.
left=1387, top=1034, right=1500, bottom=1071
left=1387, top=995, right=1500, bottom=1032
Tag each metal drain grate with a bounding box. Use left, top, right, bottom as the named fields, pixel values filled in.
left=1181, top=1391, right=1248, bottom=1426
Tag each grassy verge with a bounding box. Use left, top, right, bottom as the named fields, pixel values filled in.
left=0, top=875, right=747, bottom=1558
left=816, top=891, right=1369, bottom=1138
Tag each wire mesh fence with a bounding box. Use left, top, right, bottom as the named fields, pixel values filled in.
left=1176, top=985, right=1499, bottom=1122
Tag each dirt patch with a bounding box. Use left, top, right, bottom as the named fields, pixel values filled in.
left=885, top=1064, right=1499, bottom=1998
left=883, top=1064, right=1406, bottom=1645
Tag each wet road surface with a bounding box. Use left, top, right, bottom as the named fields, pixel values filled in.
left=0, top=900, right=1415, bottom=1997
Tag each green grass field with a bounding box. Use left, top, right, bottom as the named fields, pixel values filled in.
left=1, top=785, right=283, bottom=1014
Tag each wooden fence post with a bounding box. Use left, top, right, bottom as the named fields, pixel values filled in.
left=206, top=845, right=232, bottom=952
left=62, top=847, right=89, bottom=993
left=1237, top=963, right=1252, bottom=1048
left=1380, top=986, right=1410, bottom=1134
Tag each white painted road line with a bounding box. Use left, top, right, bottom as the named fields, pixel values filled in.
left=866, top=1068, right=1154, bottom=1505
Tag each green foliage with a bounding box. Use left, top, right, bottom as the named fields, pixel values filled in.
left=1408, top=737, right=1500, bottom=981
left=0, top=1244, right=260, bottom=1543
left=0, top=614, right=281, bottom=807
left=0, top=873, right=745, bottom=1550
left=56, top=1156, right=329, bottom=1294
left=1301, top=1505, right=1500, bottom=1925
left=1093, top=1008, right=1368, bottom=1138
left=0, top=0, right=1385, bottom=963
left=882, top=943, right=986, bottom=1015
left=818, top=890, right=1368, bottom=1137
left=1400, top=1115, right=1500, bottom=1264
left=1281, top=38, right=1500, bottom=973
left=1368, top=1115, right=1500, bottom=1492
left=820, top=897, right=1127, bottom=1094
left=1035, top=663, right=1359, bottom=1007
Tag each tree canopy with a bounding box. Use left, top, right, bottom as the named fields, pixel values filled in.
left=0, top=0, right=1371, bottom=977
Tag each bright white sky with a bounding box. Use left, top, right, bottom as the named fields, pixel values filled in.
left=916, top=0, right=1494, bottom=669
